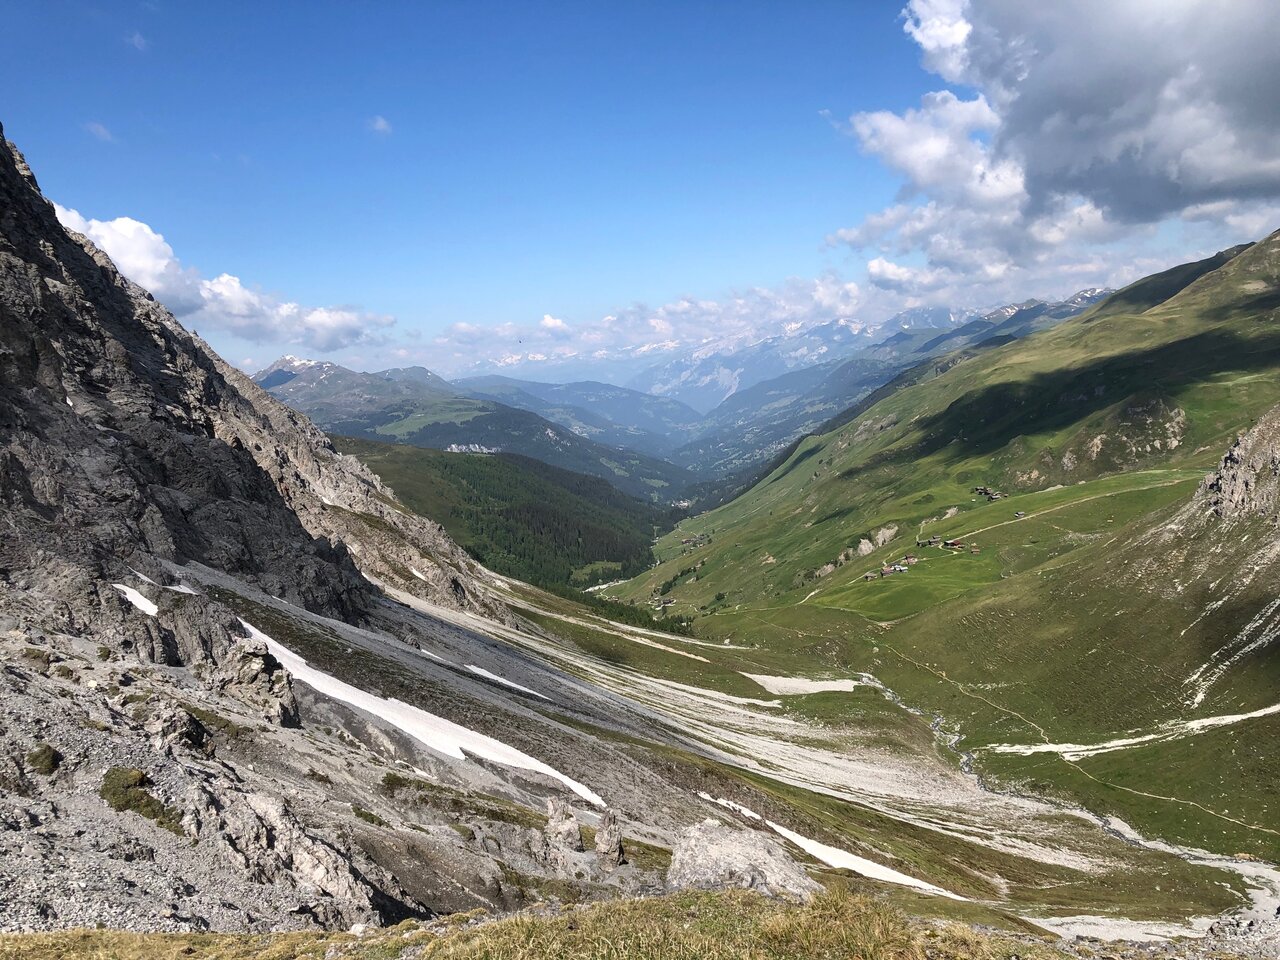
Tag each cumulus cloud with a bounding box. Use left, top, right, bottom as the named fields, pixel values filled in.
left=852, top=92, right=1021, bottom=208
left=961, top=1, right=1280, bottom=221
left=55, top=204, right=393, bottom=351
left=426, top=0, right=1280, bottom=378
left=126, top=31, right=147, bottom=51
left=368, top=115, right=393, bottom=135
left=829, top=0, right=1280, bottom=303
left=901, top=0, right=970, bottom=81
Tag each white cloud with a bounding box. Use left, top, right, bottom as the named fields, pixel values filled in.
left=126, top=31, right=147, bottom=51
left=369, top=115, right=393, bottom=135
left=85, top=122, right=114, bottom=142
left=901, top=0, right=970, bottom=81
left=827, top=0, right=1280, bottom=304
left=428, top=273, right=863, bottom=376
left=1182, top=200, right=1280, bottom=240
left=852, top=91, right=1022, bottom=208
left=54, top=204, right=393, bottom=352
left=54, top=206, right=201, bottom=308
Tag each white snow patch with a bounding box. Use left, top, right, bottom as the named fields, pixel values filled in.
left=741, top=674, right=870, bottom=695
left=112, top=584, right=158, bottom=617
left=699, top=793, right=964, bottom=899
left=584, top=579, right=627, bottom=594
left=410, top=567, right=429, bottom=582
left=65, top=397, right=74, bottom=408
left=467, top=665, right=550, bottom=700
left=1027, top=914, right=1213, bottom=942
left=128, top=567, right=158, bottom=585
left=986, top=700, right=1280, bottom=760
left=165, top=582, right=199, bottom=595
left=1182, top=597, right=1280, bottom=706
left=243, top=620, right=603, bottom=807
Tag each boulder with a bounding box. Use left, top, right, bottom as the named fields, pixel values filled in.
left=144, top=703, right=213, bottom=757
left=667, top=819, right=819, bottom=900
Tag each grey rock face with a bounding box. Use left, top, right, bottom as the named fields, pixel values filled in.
left=544, top=798, right=584, bottom=853
left=144, top=704, right=213, bottom=757
left=594, top=808, right=626, bottom=867
left=1201, top=402, right=1280, bottom=520
left=0, top=122, right=498, bottom=641
left=211, top=791, right=423, bottom=926
left=214, top=637, right=301, bottom=728
left=591, top=814, right=627, bottom=870
left=667, top=819, right=820, bottom=900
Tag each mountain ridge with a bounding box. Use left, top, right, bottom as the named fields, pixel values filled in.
left=254, top=357, right=696, bottom=500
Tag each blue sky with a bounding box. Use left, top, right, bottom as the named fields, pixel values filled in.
left=5, top=1, right=1279, bottom=379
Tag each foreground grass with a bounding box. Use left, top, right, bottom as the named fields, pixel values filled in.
left=0, top=889, right=1072, bottom=960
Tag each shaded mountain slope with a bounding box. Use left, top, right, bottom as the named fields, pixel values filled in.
left=333, top=436, right=677, bottom=589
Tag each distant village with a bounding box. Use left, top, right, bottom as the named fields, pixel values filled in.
left=678, top=532, right=711, bottom=552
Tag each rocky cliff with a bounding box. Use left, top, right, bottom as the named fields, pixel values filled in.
left=1201, top=401, right=1280, bottom=521
left=0, top=123, right=500, bottom=635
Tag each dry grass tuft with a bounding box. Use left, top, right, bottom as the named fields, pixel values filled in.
left=0, top=888, right=1075, bottom=960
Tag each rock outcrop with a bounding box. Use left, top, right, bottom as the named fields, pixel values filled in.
left=1200, top=402, right=1280, bottom=521
left=594, top=808, right=626, bottom=867
left=544, top=798, right=584, bottom=853
left=667, top=819, right=819, bottom=900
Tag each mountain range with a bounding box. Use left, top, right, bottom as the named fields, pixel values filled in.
left=623, top=305, right=968, bottom=413
left=254, top=356, right=695, bottom=502
left=5, top=116, right=1280, bottom=957
left=257, top=288, right=1110, bottom=503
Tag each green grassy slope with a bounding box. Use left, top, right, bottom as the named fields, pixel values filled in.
left=612, top=230, right=1280, bottom=858
left=334, top=436, right=678, bottom=588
